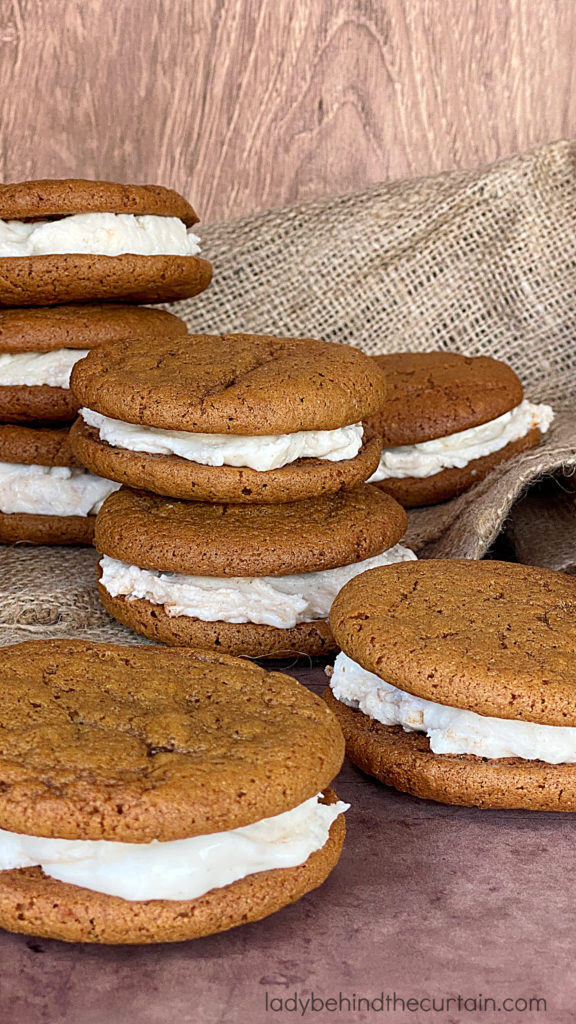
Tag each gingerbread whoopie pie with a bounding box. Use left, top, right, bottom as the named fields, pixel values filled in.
left=0, top=179, right=212, bottom=306
left=70, top=333, right=388, bottom=503
left=0, top=304, right=188, bottom=423
left=325, top=559, right=576, bottom=811
left=0, top=640, right=347, bottom=944
left=94, top=484, right=415, bottom=656
left=0, top=423, right=119, bottom=544
left=368, top=352, right=553, bottom=506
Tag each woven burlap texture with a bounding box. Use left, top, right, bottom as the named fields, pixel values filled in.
left=1, top=139, right=575, bottom=646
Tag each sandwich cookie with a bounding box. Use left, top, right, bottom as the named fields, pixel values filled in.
left=0, top=424, right=120, bottom=544
left=0, top=179, right=212, bottom=306
left=0, top=305, right=188, bottom=423
left=70, top=333, right=388, bottom=503
left=368, top=353, right=553, bottom=506
left=0, top=640, right=346, bottom=943
left=325, top=559, right=576, bottom=811
left=94, top=484, right=415, bottom=656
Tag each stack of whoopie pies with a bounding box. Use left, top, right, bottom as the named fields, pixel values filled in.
left=0, top=178, right=212, bottom=544
left=0, top=177, right=566, bottom=959
left=68, top=331, right=418, bottom=656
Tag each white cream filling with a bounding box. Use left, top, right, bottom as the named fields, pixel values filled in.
left=100, top=545, right=417, bottom=629
left=81, top=408, right=365, bottom=472
left=0, top=213, right=201, bottom=258
left=369, top=399, right=554, bottom=481
left=0, top=463, right=121, bottom=516
left=0, top=795, right=348, bottom=902
left=0, top=349, right=89, bottom=388
left=331, top=652, right=576, bottom=764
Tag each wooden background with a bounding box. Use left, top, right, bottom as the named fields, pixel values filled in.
left=0, top=0, right=575, bottom=224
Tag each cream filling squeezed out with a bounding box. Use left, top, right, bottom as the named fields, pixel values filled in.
left=0, top=212, right=201, bottom=257
left=0, top=349, right=89, bottom=388
left=331, top=652, right=576, bottom=763
left=369, top=400, right=554, bottom=481
left=0, top=464, right=120, bottom=516
left=0, top=795, right=348, bottom=902
left=81, top=408, right=365, bottom=472
left=99, top=545, right=417, bottom=629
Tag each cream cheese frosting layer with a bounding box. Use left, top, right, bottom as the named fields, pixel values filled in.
left=0, top=349, right=89, bottom=388
left=0, top=213, right=201, bottom=258
left=0, top=795, right=348, bottom=902
left=81, top=408, right=365, bottom=472
left=330, top=652, right=576, bottom=764
left=369, top=399, right=554, bottom=482
left=99, top=545, right=417, bottom=629
left=0, top=463, right=121, bottom=516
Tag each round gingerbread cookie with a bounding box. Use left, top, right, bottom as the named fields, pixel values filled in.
left=94, top=485, right=409, bottom=656
left=0, top=422, right=78, bottom=466
left=97, top=597, right=337, bottom=659
left=0, top=178, right=212, bottom=307
left=0, top=304, right=188, bottom=353
left=70, top=418, right=382, bottom=503
left=70, top=333, right=388, bottom=503
left=0, top=640, right=346, bottom=943
left=0, top=305, right=189, bottom=423
left=0, top=510, right=95, bottom=546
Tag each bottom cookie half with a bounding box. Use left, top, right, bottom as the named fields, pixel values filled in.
left=98, top=585, right=337, bottom=657
left=374, top=428, right=541, bottom=507
left=0, top=806, right=345, bottom=944
left=323, top=688, right=576, bottom=811
left=0, top=511, right=95, bottom=545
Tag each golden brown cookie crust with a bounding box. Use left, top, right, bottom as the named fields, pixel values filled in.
left=0, top=803, right=345, bottom=944
left=0, top=423, right=78, bottom=465
left=0, top=304, right=188, bottom=353
left=0, top=511, right=95, bottom=545
left=0, top=385, right=79, bottom=424
left=95, top=485, right=407, bottom=576
left=98, top=586, right=337, bottom=658
left=0, top=179, right=198, bottom=226
left=323, top=689, right=576, bottom=811
left=330, top=559, right=576, bottom=727
left=0, top=254, right=212, bottom=307
left=370, top=352, right=524, bottom=444
left=70, top=333, right=388, bottom=433
left=374, top=428, right=541, bottom=507
left=70, top=421, right=382, bottom=503
left=0, top=640, right=344, bottom=841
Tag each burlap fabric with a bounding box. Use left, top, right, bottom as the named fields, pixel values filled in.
left=1, top=140, right=575, bottom=645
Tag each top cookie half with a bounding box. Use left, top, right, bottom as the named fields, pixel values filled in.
left=0, top=178, right=212, bottom=307
left=0, top=179, right=198, bottom=225
left=330, top=559, right=576, bottom=727
left=72, top=333, right=387, bottom=433
left=370, top=352, right=523, bottom=445
left=0, top=640, right=345, bottom=842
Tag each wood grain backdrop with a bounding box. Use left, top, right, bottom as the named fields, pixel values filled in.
left=0, top=0, right=575, bottom=223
